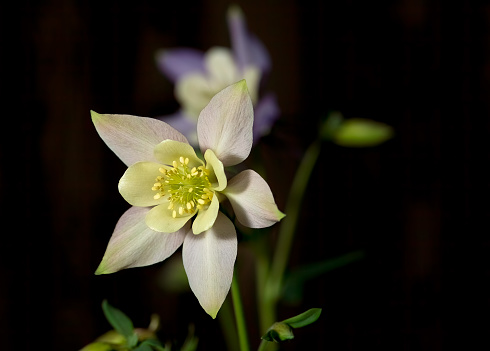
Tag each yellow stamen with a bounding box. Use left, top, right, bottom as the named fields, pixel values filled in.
left=151, top=155, right=214, bottom=219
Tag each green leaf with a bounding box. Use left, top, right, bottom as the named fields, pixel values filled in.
left=282, top=250, right=365, bottom=303
left=126, top=334, right=139, bottom=348
left=101, top=300, right=137, bottom=346
left=137, top=339, right=167, bottom=351
left=132, top=343, right=153, bottom=351
left=281, top=308, right=322, bottom=328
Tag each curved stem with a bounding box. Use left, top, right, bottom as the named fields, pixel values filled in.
left=257, top=339, right=271, bottom=351
left=263, top=139, right=322, bottom=325
left=218, top=294, right=239, bottom=351
left=232, top=273, right=250, bottom=351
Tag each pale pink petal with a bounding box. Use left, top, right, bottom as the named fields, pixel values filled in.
left=91, top=111, right=188, bottom=166
left=182, top=212, right=237, bottom=318
left=95, top=207, right=187, bottom=274
left=223, top=170, right=285, bottom=228
left=197, top=80, right=253, bottom=167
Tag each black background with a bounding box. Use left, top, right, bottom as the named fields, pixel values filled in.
left=1, top=0, right=489, bottom=350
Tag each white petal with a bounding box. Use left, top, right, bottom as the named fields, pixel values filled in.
left=182, top=212, right=237, bottom=318
left=95, top=207, right=187, bottom=274
left=223, top=170, right=285, bottom=228
left=197, top=80, right=253, bottom=166
left=175, top=73, right=214, bottom=117
left=91, top=111, right=188, bottom=166
left=205, top=47, right=239, bottom=88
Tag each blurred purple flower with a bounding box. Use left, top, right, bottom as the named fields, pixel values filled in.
left=155, top=5, right=279, bottom=145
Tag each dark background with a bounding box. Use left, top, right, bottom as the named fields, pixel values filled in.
left=1, top=0, right=489, bottom=350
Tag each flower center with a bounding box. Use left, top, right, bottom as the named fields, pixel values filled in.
left=152, top=156, right=213, bottom=218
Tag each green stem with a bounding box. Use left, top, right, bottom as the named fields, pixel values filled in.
left=218, top=294, right=239, bottom=351
left=232, top=273, right=250, bottom=351
left=263, top=139, right=322, bottom=326
left=254, top=235, right=271, bottom=333
left=257, top=339, right=271, bottom=351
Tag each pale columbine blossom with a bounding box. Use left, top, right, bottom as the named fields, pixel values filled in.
left=155, top=5, right=279, bottom=145
left=92, top=81, right=284, bottom=318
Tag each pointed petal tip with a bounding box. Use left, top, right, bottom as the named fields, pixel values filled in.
left=277, top=210, right=286, bottom=221
left=90, top=110, right=100, bottom=121
left=94, top=265, right=108, bottom=275
left=227, top=4, right=244, bottom=19
left=235, top=79, right=248, bottom=92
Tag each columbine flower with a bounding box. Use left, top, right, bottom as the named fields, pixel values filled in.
left=92, top=80, right=284, bottom=318
left=155, top=5, right=279, bottom=145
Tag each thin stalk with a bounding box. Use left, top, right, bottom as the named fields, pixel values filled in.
left=254, top=235, right=272, bottom=333
left=263, top=139, right=322, bottom=325
left=257, top=339, right=271, bottom=351
left=232, top=273, right=250, bottom=351
left=218, top=294, right=239, bottom=351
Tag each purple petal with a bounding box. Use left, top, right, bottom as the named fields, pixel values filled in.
left=155, top=48, right=206, bottom=83
left=253, top=93, right=280, bottom=141
left=227, top=5, right=271, bottom=74
left=246, top=34, right=272, bottom=75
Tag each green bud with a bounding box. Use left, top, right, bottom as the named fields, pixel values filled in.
left=261, top=322, right=295, bottom=343
left=333, top=118, right=394, bottom=147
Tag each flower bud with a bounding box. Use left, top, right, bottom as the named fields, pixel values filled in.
left=261, top=322, right=295, bottom=343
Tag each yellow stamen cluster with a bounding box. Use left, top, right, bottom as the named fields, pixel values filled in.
left=152, top=156, right=213, bottom=218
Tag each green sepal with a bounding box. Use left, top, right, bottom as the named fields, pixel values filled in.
left=281, top=308, right=322, bottom=328
left=101, top=300, right=138, bottom=348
